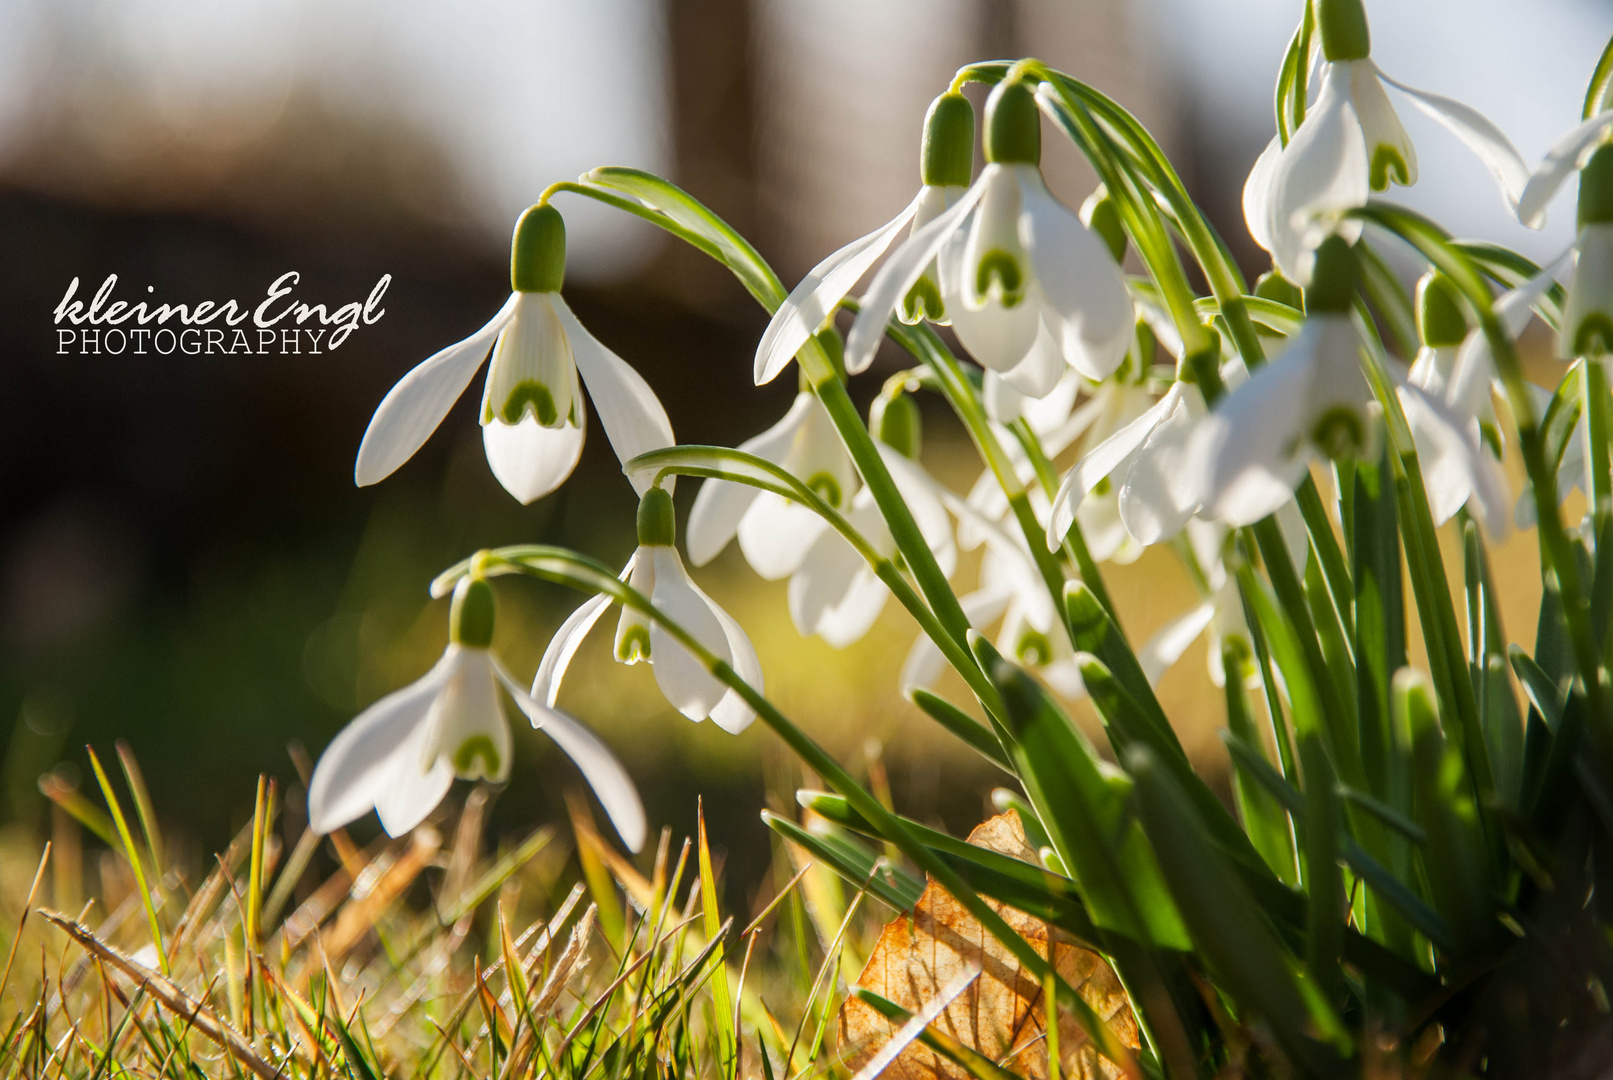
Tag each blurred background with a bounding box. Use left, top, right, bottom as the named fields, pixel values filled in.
left=1, top=0, right=1609, bottom=911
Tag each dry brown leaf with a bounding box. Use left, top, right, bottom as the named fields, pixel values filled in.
left=838, top=810, right=1139, bottom=1080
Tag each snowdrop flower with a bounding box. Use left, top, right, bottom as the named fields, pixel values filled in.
left=537, top=487, right=762, bottom=734
left=686, top=354, right=859, bottom=580
left=846, top=78, right=1133, bottom=395
left=754, top=92, right=975, bottom=386
left=354, top=203, right=673, bottom=503
left=308, top=575, right=646, bottom=851
left=789, top=415, right=956, bottom=647
left=1190, top=236, right=1377, bottom=527
left=1046, top=370, right=1209, bottom=555
left=1399, top=272, right=1511, bottom=536
left=1514, top=141, right=1613, bottom=360
left=1242, top=0, right=1528, bottom=283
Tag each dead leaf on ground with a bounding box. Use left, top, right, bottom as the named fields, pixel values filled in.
left=838, top=810, right=1139, bottom=1080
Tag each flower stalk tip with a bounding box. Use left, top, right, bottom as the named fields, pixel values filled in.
left=637, top=486, right=676, bottom=547
left=1415, top=271, right=1468, bottom=348
left=870, top=390, right=922, bottom=459
left=1303, top=236, right=1358, bottom=314
left=1316, top=0, right=1370, bottom=62
left=1579, top=144, right=1613, bottom=227
left=449, top=575, right=496, bottom=649
left=984, top=79, right=1041, bottom=166
left=921, top=91, right=976, bottom=188
left=511, top=203, right=567, bottom=293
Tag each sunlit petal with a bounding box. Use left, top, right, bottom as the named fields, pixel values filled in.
left=756, top=193, right=924, bottom=384
left=355, top=294, right=518, bottom=486
left=553, top=296, right=675, bottom=494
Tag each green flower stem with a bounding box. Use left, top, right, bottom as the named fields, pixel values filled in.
left=1027, top=69, right=1209, bottom=359
left=1349, top=203, right=1613, bottom=768
left=1009, top=417, right=1121, bottom=622
left=538, top=181, right=727, bottom=264
left=810, top=370, right=975, bottom=648
left=456, top=547, right=1142, bottom=1077
left=1583, top=359, right=1613, bottom=526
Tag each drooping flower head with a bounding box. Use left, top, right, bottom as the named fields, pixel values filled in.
left=846, top=74, right=1134, bottom=396
left=1190, top=235, right=1378, bottom=527
left=308, top=573, right=646, bottom=851
left=753, top=92, right=976, bottom=386
left=1560, top=144, right=1613, bottom=360
left=354, top=203, right=673, bottom=503
left=538, top=486, right=763, bottom=735
left=1243, top=0, right=1528, bottom=283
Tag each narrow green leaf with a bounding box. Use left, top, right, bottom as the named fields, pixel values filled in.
left=1222, top=641, right=1300, bottom=885
left=760, top=812, right=923, bottom=912
left=1128, top=747, right=1348, bottom=1070
left=1396, top=670, right=1496, bottom=958
left=907, top=689, right=1013, bottom=772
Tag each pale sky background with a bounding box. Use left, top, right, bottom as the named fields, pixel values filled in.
left=0, top=0, right=1606, bottom=275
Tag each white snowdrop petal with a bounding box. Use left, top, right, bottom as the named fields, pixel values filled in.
left=1348, top=61, right=1417, bottom=189
left=846, top=183, right=987, bottom=375
left=1267, top=64, right=1370, bottom=282
left=553, top=296, right=676, bottom=495
left=649, top=547, right=732, bottom=720
left=737, top=493, right=832, bottom=580
left=495, top=661, right=647, bottom=854
left=997, top=321, right=1068, bottom=398
left=1118, top=386, right=1201, bottom=545
left=685, top=394, right=816, bottom=566
left=755, top=193, right=923, bottom=385
left=1242, top=136, right=1284, bottom=255
left=373, top=719, right=454, bottom=838
left=1377, top=64, right=1528, bottom=211
left=482, top=415, right=586, bottom=505
left=533, top=561, right=630, bottom=707
left=354, top=295, right=518, bottom=487
left=1046, top=393, right=1174, bottom=551
left=1518, top=111, right=1613, bottom=229
left=306, top=659, right=452, bottom=834
left=1137, top=602, right=1217, bottom=684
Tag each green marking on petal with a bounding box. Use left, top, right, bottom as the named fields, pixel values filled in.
left=500, top=381, right=558, bottom=426
left=806, top=472, right=843, bottom=508
left=1222, top=634, right=1255, bottom=683
left=1014, top=629, right=1052, bottom=668
left=1369, top=145, right=1410, bottom=192
left=975, top=250, right=1025, bottom=307
left=1480, top=420, right=1504, bottom=460
left=1312, top=405, right=1369, bottom=460
left=452, top=735, right=501, bottom=778
left=1574, top=313, right=1613, bottom=358
left=1092, top=476, right=1112, bottom=497
left=616, top=624, right=651, bottom=664
left=900, top=273, right=946, bottom=325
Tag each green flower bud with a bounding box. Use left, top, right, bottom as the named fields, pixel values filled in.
left=1303, top=236, right=1358, bottom=315
left=511, top=204, right=566, bottom=293
left=870, top=391, right=922, bottom=459
left=984, top=79, right=1041, bottom=166
left=921, top=92, right=975, bottom=188
left=449, top=576, right=496, bottom=649
left=1080, top=188, right=1127, bottom=265
left=1415, top=271, right=1468, bottom=347
left=1317, top=0, right=1370, bottom=62
left=637, top=486, right=676, bottom=547
left=1580, top=144, right=1613, bottom=227
left=1254, top=270, right=1303, bottom=309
